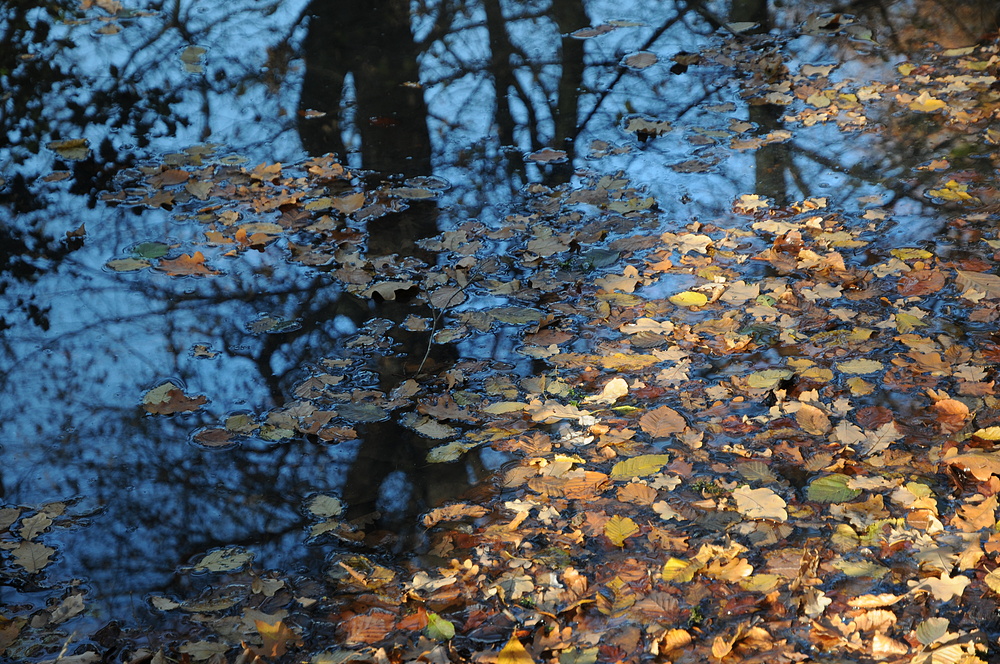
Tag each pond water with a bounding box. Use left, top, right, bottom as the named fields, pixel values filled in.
left=2, top=0, right=998, bottom=651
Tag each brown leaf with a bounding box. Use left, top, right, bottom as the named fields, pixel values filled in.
left=423, top=503, right=489, bottom=528
left=896, top=269, right=945, bottom=296
left=795, top=404, right=831, bottom=435
left=640, top=405, right=686, bottom=438
left=617, top=483, right=659, bottom=505
left=956, top=269, right=1000, bottom=299
left=944, top=452, right=1000, bottom=481
left=341, top=609, right=396, bottom=645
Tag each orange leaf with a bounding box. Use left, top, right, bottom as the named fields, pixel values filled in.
left=341, top=610, right=395, bottom=645
left=158, top=251, right=220, bottom=276
left=932, top=398, right=970, bottom=434
left=617, top=483, right=659, bottom=505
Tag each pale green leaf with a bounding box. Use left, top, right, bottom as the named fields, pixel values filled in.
left=610, top=454, right=671, bottom=479
left=807, top=474, right=862, bottom=503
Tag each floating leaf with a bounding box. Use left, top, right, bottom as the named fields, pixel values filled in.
left=604, top=515, right=640, bottom=546
left=668, top=291, right=708, bottom=307
left=610, top=454, right=671, bottom=479
left=795, top=403, right=830, bottom=435
left=737, top=461, right=778, bottom=483
left=974, top=427, right=1000, bottom=440
left=253, top=619, right=300, bottom=659
left=189, top=546, right=254, bottom=573
left=944, top=452, right=1000, bottom=481
left=836, top=358, right=884, bottom=374
left=732, top=485, right=787, bottom=521
left=142, top=381, right=208, bottom=415
left=47, top=138, right=90, bottom=160
left=746, top=369, right=793, bottom=389
left=106, top=257, right=152, bottom=271
left=639, top=405, right=686, bottom=438
left=807, top=474, right=862, bottom=503
left=488, top=307, right=544, bottom=324
left=427, top=440, right=478, bottom=463
left=954, top=270, right=1000, bottom=298
left=12, top=541, right=55, bottom=572
left=158, top=251, right=221, bottom=276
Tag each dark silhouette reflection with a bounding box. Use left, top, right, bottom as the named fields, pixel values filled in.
left=298, top=0, right=432, bottom=175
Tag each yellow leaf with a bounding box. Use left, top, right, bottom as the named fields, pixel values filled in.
left=984, top=568, right=1000, bottom=594
left=661, top=557, right=699, bottom=582
left=610, top=454, right=671, bottom=479
left=604, top=515, right=640, bottom=547
left=669, top=291, right=708, bottom=307
left=498, top=635, right=535, bottom=664
left=908, top=91, right=946, bottom=112
left=975, top=427, right=1000, bottom=440
left=836, top=358, right=883, bottom=374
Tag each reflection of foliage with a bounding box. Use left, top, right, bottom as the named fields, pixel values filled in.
left=9, top=7, right=1000, bottom=664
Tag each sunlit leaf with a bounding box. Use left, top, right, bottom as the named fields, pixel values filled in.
left=807, top=474, right=862, bottom=503
left=426, top=440, right=478, bottom=463
left=668, top=291, right=708, bottom=307
left=836, top=358, right=884, bottom=374
left=732, top=485, right=787, bottom=521
left=944, top=452, right=1000, bottom=481
left=909, top=91, right=946, bottom=112
left=498, top=635, right=535, bottom=664
left=604, top=515, right=640, bottom=546
left=610, top=454, right=671, bottom=479
left=639, top=405, right=686, bottom=438
left=915, top=617, right=950, bottom=646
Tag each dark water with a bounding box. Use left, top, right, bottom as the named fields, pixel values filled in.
left=1, top=0, right=997, bottom=633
